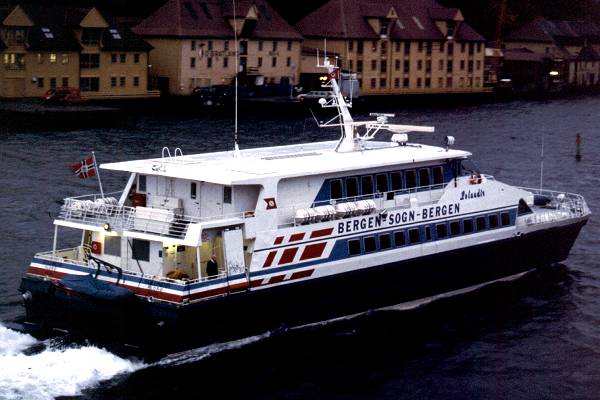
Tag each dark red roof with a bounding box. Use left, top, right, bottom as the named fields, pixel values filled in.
left=295, top=0, right=484, bottom=42
left=133, top=0, right=302, bottom=40
left=576, top=45, right=600, bottom=61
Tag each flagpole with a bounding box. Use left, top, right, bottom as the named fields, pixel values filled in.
left=92, top=151, right=105, bottom=198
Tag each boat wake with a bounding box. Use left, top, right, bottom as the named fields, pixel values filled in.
left=0, top=323, right=145, bottom=400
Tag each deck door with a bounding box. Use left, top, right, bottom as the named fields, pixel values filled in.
left=222, top=228, right=248, bottom=292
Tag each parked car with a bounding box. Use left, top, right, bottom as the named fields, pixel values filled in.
left=43, top=87, right=86, bottom=105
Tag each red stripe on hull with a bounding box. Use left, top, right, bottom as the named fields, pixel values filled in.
left=273, top=236, right=284, bottom=245
left=290, top=269, right=314, bottom=280
left=263, top=251, right=277, bottom=268
left=268, top=275, right=286, bottom=284
left=278, top=248, right=298, bottom=265
left=289, top=233, right=305, bottom=242
left=300, top=242, right=327, bottom=261
left=310, top=228, right=334, bottom=239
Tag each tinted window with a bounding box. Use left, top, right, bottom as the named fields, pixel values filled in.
left=330, top=179, right=343, bottom=199
left=419, top=168, right=430, bottom=187
left=450, top=221, right=460, bottom=236
left=432, top=166, right=444, bottom=185
left=104, top=236, right=120, bottom=256
left=379, top=233, right=391, bottom=250
left=138, top=175, right=146, bottom=192
left=190, top=182, right=197, bottom=199
left=346, top=177, right=359, bottom=197
left=131, top=239, right=150, bottom=262
left=501, top=212, right=511, bottom=226
left=390, top=172, right=403, bottom=191
left=489, top=214, right=499, bottom=229
left=361, top=176, right=374, bottom=195
left=224, top=186, right=232, bottom=204
left=409, top=228, right=420, bottom=244
left=463, top=219, right=474, bottom=233
left=348, top=239, right=361, bottom=255
left=394, top=231, right=406, bottom=246
left=425, top=226, right=432, bottom=241
left=376, top=174, right=389, bottom=193
left=437, top=223, right=448, bottom=238
left=476, top=216, right=486, bottom=231
left=364, top=236, right=376, bottom=252
left=405, top=170, right=417, bottom=190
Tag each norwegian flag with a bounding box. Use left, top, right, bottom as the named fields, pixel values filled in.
left=70, top=156, right=96, bottom=179
left=328, top=69, right=340, bottom=81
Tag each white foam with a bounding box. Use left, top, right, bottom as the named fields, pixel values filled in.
left=0, top=324, right=145, bottom=400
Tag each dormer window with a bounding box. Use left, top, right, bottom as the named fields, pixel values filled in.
left=447, top=21, right=456, bottom=40
left=81, top=28, right=101, bottom=45
left=380, top=20, right=389, bottom=37
left=6, top=28, right=26, bottom=45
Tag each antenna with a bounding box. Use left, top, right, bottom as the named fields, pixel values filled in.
left=540, top=130, right=545, bottom=190
left=233, top=0, right=241, bottom=157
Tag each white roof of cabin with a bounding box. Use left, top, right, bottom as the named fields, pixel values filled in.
left=101, top=140, right=471, bottom=186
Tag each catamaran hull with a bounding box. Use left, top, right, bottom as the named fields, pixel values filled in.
left=19, top=218, right=587, bottom=350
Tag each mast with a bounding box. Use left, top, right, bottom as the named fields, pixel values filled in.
left=233, top=0, right=241, bottom=157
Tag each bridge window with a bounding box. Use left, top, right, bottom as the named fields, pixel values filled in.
left=330, top=179, right=343, bottom=199
left=489, top=214, right=499, bottom=229
left=394, top=231, right=406, bottom=246
left=408, top=228, right=420, bottom=244
left=476, top=216, right=487, bottom=231
left=364, top=236, right=377, bottom=253
left=224, top=186, right=232, bottom=204
left=348, top=239, right=361, bottom=256
left=463, top=219, right=474, bottom=234
left=405, top=170, right=417, bottom=190
left=436, top=223, right=448, bottom=238
left=190, top=182, right=197, bottom=199
left=390, top=172, right=403, bottom=191
left=450, top=221, right=460, bottom=236
left=432, top=166, right=444, bottom=186
left=361, top=175, right=374, bottom=195
left=379, top=233, right=391, bottom=250
left=419, top=168, right=430, bottom=187
left=501, top=212, right=511, bottom=226
left=131, top=239, right=150, bottom=262
left=104, top=236, right=121, bottom=256
left=346, top=177, right=359, bottom=197
left=376, top=174, right=389, bottom=193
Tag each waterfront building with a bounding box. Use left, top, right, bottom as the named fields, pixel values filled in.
left=505, top=17, right=600, bottom=88
left=133, top=0, right=303, bottom=96
left=295, top=0, right=487, bottom=95
left=0, top=4, right=155, bottom=99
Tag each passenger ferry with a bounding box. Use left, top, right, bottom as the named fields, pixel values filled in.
left=20, top=63, right=590, bottom=347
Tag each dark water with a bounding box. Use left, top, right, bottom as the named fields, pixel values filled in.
left=0, top=96, right=598, bottom=399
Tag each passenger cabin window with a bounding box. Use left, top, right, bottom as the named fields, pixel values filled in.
left=346, top=177, right=359, bottom=198
left=425, top=226, right=432, bottom=241
left=348, top=239, right=361, bottom=255
left=432, top=166, right=444, bottom=186
left=408, top=228, right=420, bottom=244
left=376, top=174, right=389, bottom=193
left=361, top=175, right=374, bottom=195
left=394, top=231, right=406, bottom=246
left=104, top=236, right=120, bottom=256
left=330, top=179, right=343, bottom=199
left=476, top=216, right=486, bottom=231
left=437, top=223, right=448, bottom=238
left=379, top=233, right=391, bottom=250
left=489, top=214, right=499, bottom=229
left=405, top=170, right=417, bottom=190
left=190, top=182, right=197, bottom=199
left=419, top=168, right=431, bottom=187
left=450, top=221, right=460, bottom=236
left=223, top=186, right=232, bottom=204
left=364, top=236, right=377, bottom=253
left=131, top=239, right=150, bottom=262
left=501, top=212, right=511, bottom=226
left=463, top=219, right=474, bottom=234
left=137, top=175, right=147, bottom=192
left=390, top=172, right=403, bottom=191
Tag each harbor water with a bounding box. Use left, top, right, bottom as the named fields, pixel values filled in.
left=0, top=95, right=598, bottom=399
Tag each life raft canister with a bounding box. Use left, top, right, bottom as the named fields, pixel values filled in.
left=469, top=174, right=482, bottom=185
left=130, top=192, right=146, bottom=207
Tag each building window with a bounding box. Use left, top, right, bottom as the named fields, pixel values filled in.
left=120, top=76, right=125, bottom=87
left=447, top=43, right=454, bottom=56
left=49, top=53, right=57, bottom=63
left=476, top=60, right=481, bottom=70
left=395, top=41, right=401, bottom=52
left=394, top=78, right=400, bottom=88
left=348, top=239, right=361, bottom=256
left=447, top=60, right=453, bottom=73
left=440, top=42, right=445, bottom=52
left=133, top=76, right=139, bottom=86
left=134, top=53, right=140, bottom=63
left=426, top=42, right=432, bottom=55
left=190, top=57, right=196, bottom=68
left=258, top=57, right=262, bottom=67
left=446, top=77, right=453, bottom=87
left=395, top=59, right=400, bottom=70
left=81, top=28, right=100, bottom=45
left=272, top=57, right=277, bottom=67
left=372, top=40, right=378, bottom=52
left=111, top=53, right=117, bottom=63
left=208, top=40, right=213, bottom=50
left=223, top=57, right=228, bottom=68
left=469, top=43, right=474, bottom=55
left=104, top=236, right=121, bottom=257
left=348, top=60, right=354, bottom=71
left=370, top=78, right=376, bottom=89
left=403, top=78, right=409, bottom=87
left=380, top=78, right=387, bottom=88
left=357, top=40, right=363, bottom=54
left=404, top=42, right=410, bottom=55
left=37, top=53, right=43, bottom=64
left=460, top=60, right=465, bottom=70
left=224, top=40, right=229, bottom=51
left=207, top=57, right=212, bottom=68
left=61, top=54, right=68, bottom=64
left=61, top=77, right=68, bottom=87
left=287, top=40, right=292, bottom=51
left=131, top=239, right=150, bottom=262
left=286, top=57, right=291, bottom=67
left=80, top=77, right=99, bottom=92
left=417, top=60, right=422, bottom=70
left=120, top=53, right=126, bottom=63
left=272, top=41, right=278, bottom=51
left=381, top=60, right=387, bottom=73
left=50, top=77, right=56, bottom=88
left=80, top=54, right=99, bottom=69
left=417, top=78, right=422, bottom=87
left=111, top=76, right=117, bottom=87
left=381, top=41, right=387, bottom=56
left=349, top=40, right=354, bottom=52
left=426, top=60, right=431, bottom=73
left=404, top=60, right=409, bottom=73
left=468, top=60, right=473, bottom=72
left=37, top=77, right=44, bottom=88
left=191, top=40, right=196, bottom=50
left=371, top=60, right=377, bottom=70
left=461, top=43, right=466, bottom=53
left=425, top=78, right=431, bottom=88
left=357, top=60, right=363, bottom=72
left=439, top=60, right=444, bottom=71
left=258, top=41, right=263, bottom=51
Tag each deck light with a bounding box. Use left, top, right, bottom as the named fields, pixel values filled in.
left=444, top=136, right=455, bottom=151
left=103, top=223, right=111, bottom=231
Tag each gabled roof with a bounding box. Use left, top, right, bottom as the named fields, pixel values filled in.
left=102, top=25, right=153, bottom=51
left=505, top=17, right=555, bottom=43
left=27, top=25, right=82, bottom=51
left=295, top=0, right=484, bottom=42
left=576, top=45, right=600, bottom=61
left=133, top=0, right=302, bottom=40
left=503, top=48, right=546, bottom=62
left=506, top=17, right=600, bottom=46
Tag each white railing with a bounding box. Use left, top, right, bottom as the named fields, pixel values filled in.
left=518, top=187, right=589, bottom=225
left=58, top=193, right=255, bottom=239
